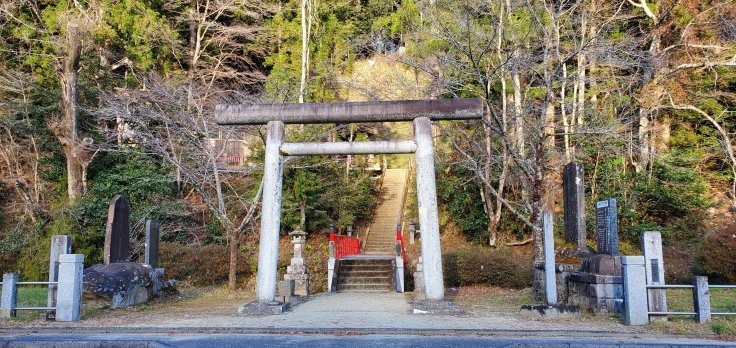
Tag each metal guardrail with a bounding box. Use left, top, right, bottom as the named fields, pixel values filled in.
left=1, top=281, right=60, bottom=313
left=649, top=311, right=697, bottom=316
left=16, top=307, right=56, bottom=311
left=645, top=281, right=736, bottom=319
left=17, top=281, right=57, bottom=285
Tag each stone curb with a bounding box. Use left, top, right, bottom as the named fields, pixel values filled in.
left=0, top=326, right=720, bottom=340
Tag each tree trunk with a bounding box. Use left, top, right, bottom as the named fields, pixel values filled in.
left=544, top=101, right=555, bottom=148
left=59, top=23, right=83, bottom=200
left=512, top=68, right=524, bottom=157
left=228, top=230, right=238, bottom=290
left=561, top=63, right=572, bottom=161
left=299, top=0, right=311, bottom=104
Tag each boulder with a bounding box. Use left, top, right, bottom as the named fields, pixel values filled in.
left=83, top=262, right=178, bottom=309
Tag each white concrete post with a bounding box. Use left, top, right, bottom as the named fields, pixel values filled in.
left=543, top=211, right=557, bottom=305
left=642, top=231, right=667, bottom=319
left=396, top=256, right=405, bottom=293
left=47, top=235, right=71, bottom=318
left=413, top=117, right=444, bottom=300
left=255, top=121, right=285, bottom=303
left=1, top=272, right=18, bottom=318
left=693, top=276, right=711, bottom=324
left=622, top=256, right=648, bottom=325
left=56, top=254, right=84, bottom=322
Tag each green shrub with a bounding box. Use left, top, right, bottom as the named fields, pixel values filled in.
left=158, top=242, right=251, bottom=286
left=436, top=166, right=488, bottom=242
left=443, top=246, right=532, bottom=289
left=595, top=157, right=712, bottom=244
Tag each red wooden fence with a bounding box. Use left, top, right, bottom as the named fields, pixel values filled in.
left=330, top=232, right=360, bottom=259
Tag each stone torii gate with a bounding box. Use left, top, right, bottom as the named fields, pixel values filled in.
left=216, top=98, right=484, bottom=302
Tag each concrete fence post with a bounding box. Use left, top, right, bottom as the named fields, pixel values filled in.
left=255, top=121, right=285, bottom=303
left=693, top=276, right=711, bottom=324
left=1, top=272, right=19, bottom=318
left=642, top=231, right=667, bottom=321
left=622, top=256, right=648, bottom=325
left=47, top=235, right=71, bottom=320
left=56, top=254, right=84, bottom=322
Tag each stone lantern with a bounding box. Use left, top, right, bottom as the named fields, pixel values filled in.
left=284, top=229, right=309, bottom=296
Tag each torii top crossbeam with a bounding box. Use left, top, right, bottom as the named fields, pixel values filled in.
left=215, top=98, right=484, bottom=125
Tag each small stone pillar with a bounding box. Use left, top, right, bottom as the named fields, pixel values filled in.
left=693, top=276, right=711, bottom=324
left=413, top=256, right=425, bottom=301
left=284, top=229, right=310, bottom=296
left=408, top=219, right=416, bottom=245
left=56, top=254, right=84, bottom=322
left=642, top=231, right=667, bottom=320
left=346, top=225, right=353, bottom=237
left=543, top=211, right=557, bottom=305
left=145, top=220, right=160, bottom=268
left=622, top=256, right=648, bottom=325
left=1, top=272, right=18, bottom=318
left=47, top=235, right=71, bottom=319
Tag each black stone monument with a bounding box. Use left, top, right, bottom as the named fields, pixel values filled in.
left=563, top=162, right=586, bottom=249
left=145, top=220, right=160, bottom=268
left=104, top=195, right=130, bottom=264
left=595, top=198, right=618, bottom=255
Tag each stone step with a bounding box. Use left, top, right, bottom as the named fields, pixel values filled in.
left=337, top=276, right=391, bottom=285
left=337, top=283, right=394, bottom=291
left=338, top=270, right=392, bottom=277
left=364, top=247, right=395, bottom=251
left=339, top=259, right=393, bottom=266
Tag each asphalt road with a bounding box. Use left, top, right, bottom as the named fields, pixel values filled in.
left=1, top=333, right=734, bottom=347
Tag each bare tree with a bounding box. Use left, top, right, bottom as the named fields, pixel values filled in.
left=0, top=68, right=48, bottom=223
left=97, top=76, right=263, bottom=289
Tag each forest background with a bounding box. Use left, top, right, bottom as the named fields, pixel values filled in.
left=1, top=0, right=735, bottom=290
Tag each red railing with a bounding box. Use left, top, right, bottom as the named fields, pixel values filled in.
left=396, top=224, right=408, bottom=264
left=330, top=230, right=360, bottom=259
left=227, top=154, right=241, bottom=164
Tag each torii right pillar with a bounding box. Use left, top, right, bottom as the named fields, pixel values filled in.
left=413, top=117, right=445, bottom=300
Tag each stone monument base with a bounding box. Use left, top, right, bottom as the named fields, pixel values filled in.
left=566, top=254, right=624, bottom=314
left=237, top=301, right=290, bottom=315
left=520, top=304, right=580, bottom=317
left=412, top=299, right=464, bottom=315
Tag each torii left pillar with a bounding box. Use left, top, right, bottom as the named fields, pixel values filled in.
left=255, top=121, right=285, bottom=302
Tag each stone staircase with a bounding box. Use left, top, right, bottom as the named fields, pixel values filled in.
left=335, top=257, right=395, bottom=292
left=363, top=168, right=409, bottom=255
